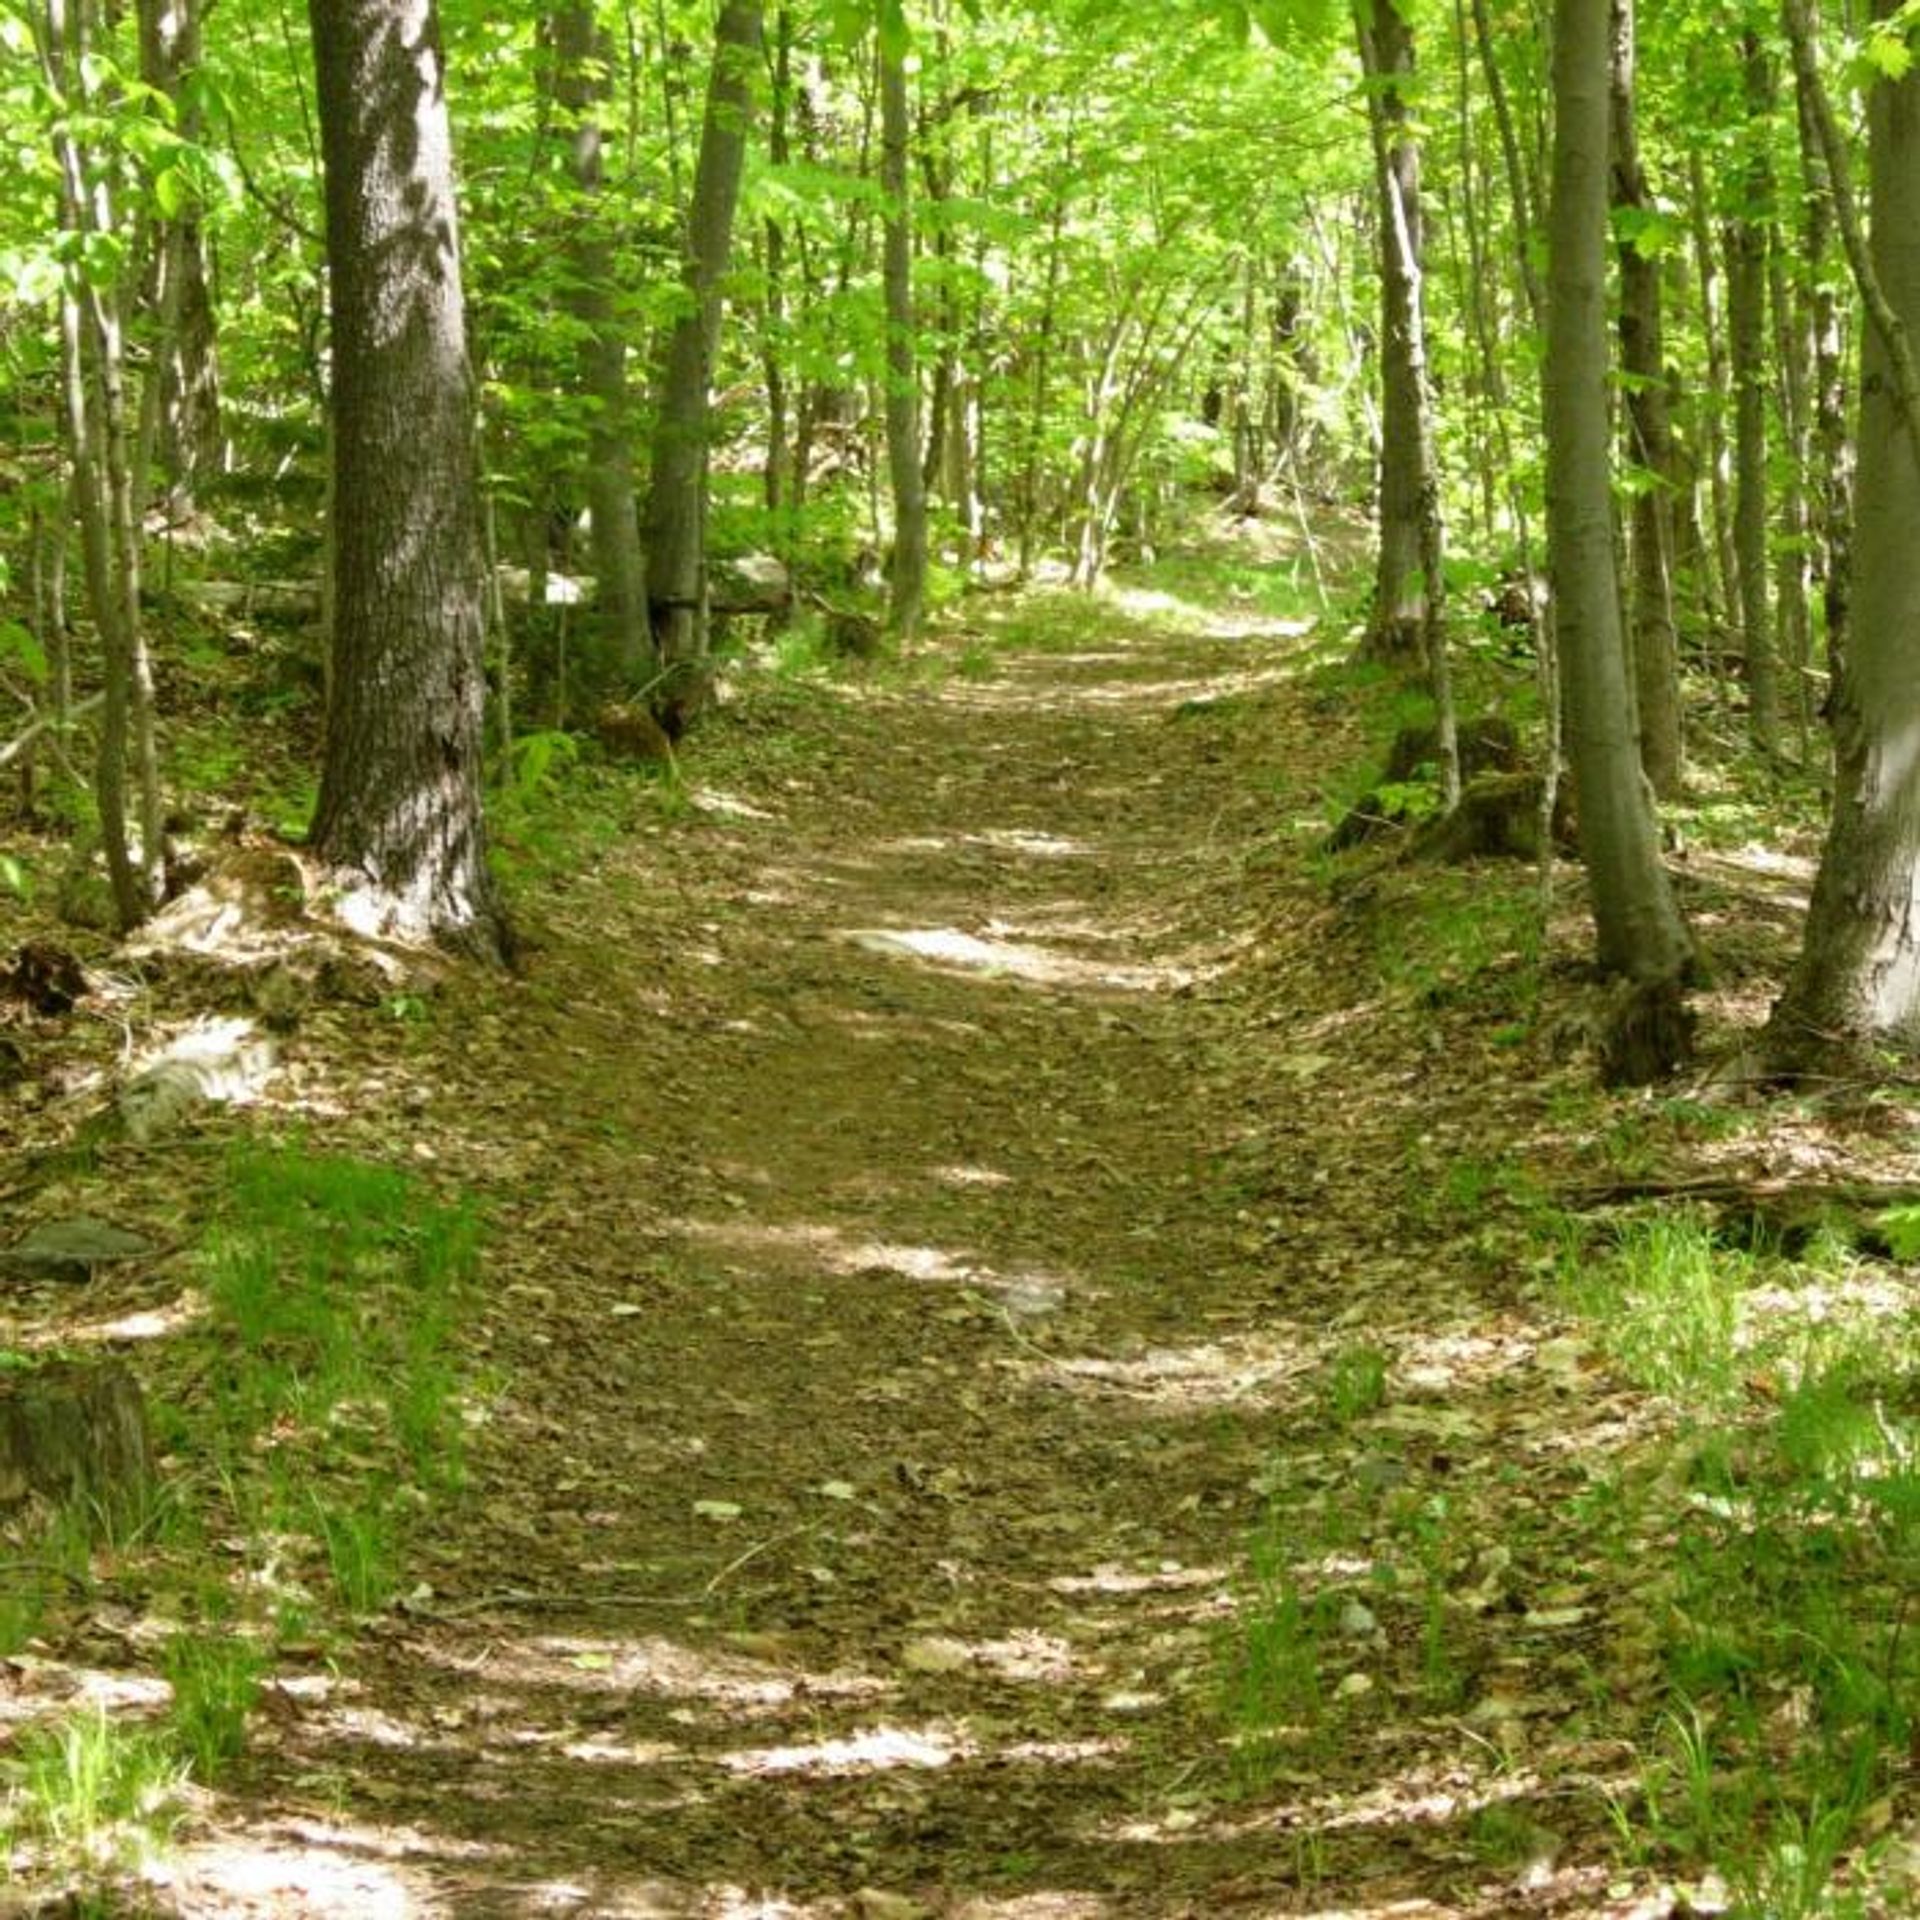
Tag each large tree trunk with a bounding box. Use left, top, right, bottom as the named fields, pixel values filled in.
left=307, top=0, right=507, bottom=963
left=551, top=0, right=650, bottom=689
left=1609, top=0, right=1682, bottom=797
left=1355, top=0, right=1430, bottom=666
left=645, top=0, right=764, bottom=736
left=879, top=15, right=927, bottom=642
left=1766, top=8, right=1920, bottom=1072
left=1546, top=0, right=1692, bottom=1058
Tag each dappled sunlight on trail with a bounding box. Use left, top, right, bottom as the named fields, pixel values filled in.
left=97, top=555, right=1811, bottom=1920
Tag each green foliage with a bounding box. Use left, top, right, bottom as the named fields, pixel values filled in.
left=1319, top=1343, right=1390, bottom=1423
left=2, top=1705, right=186, bottom=1872
left=190, top=1142, right=481, bottom=1623
left=163, top=1630, right=265, bottom=1781
left=1558, top=1213, right=1745, bottom=1404
left=1221, top=1511, right=1330, bottom=1778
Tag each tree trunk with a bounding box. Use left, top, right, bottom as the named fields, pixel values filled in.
left=1728, top=29, right=1780, bottom=753
left=1609, top=0, right=1682, bottom=797
left=135, top=0, right=221, bottom=521
left=762, top=6, right=793, bottom=524
left=307, top=0, right=507, bottom=963
left=645, top=0, right=764, bottom=733
left=1766, top=8, right=1920, bottom=1072
left=39, top=0, right=158, bottom=933
left=1686, top=148, right=1741, bottom=659
left=1355, top=0, right=1429, bottom=666
left=551, top=0, right=651, bottom=689
left=879, top=18, right=927, bottom=642
left=1546, top=0, right=1693, bottom=1044
left=1785, top=0, right=1853, bottom=700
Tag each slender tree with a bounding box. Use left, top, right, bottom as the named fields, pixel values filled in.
left=1354, top=0, right=1433, bottom=666
left=1727, top=28, right=1780, bottom=752
left=1546, top=0, right=1692, bottom=1076
left=1609, top=0, right=1682, bottom=796
left=645, top=0, right=765, bottom=734
left=1766, top=4, right=1920, bottom=1072
left=307, top=0, right=508, bottom=961
left=879, top=0, right=928, bottom=641
left=551, top=0, right=650, bottom=687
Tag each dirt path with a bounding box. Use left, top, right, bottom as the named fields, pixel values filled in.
left=168, top=590, right=1639, bottom=1917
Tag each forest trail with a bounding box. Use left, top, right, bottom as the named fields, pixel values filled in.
left=170, top=574, right=1641, bottom=1918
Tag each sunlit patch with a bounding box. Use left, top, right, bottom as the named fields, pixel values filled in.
left=555, top=1735, right=685, bottom=1767
left=947, top=1896, right=1111, bottom=1919
left=1001, top=1736, right=1129, bottom=1767
left=692, top=788, right=777, bottom=822
left=422, top=1632, right=889, bottom=1712
left=677, top=1217, right=1074, bottom=1311
left=1031, top=1331, right=1317, bottom=1411
left=874, top=830, right=1094, bottom=861
left=0, top=1665, right=172, bottom=1733
left=718, top=1722, right=964, bottom=1776
left=161, top=1834, right=431, bottom=1917
left=321, top=1704, right=428, bottom=1750
left=932, top=1163, right=1013, bottom=1189
left=845, top=925, right=1193, bottom=993
left=1049, top=1562, right=1225, bottom=1597
left=19, top=1290, right=204, bottom=1350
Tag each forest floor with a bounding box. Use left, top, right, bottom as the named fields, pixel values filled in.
left=3, top=526, right=1918, bottom=1917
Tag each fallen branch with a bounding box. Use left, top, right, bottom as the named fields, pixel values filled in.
left=1561, top=1174, right=1918, bottom=1213
left=0, top=692, right=103, bottom=770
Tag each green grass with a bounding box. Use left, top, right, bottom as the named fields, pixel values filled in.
left=1557, top=1212, right=1747, bottom=1405
left=1551, top=1205, right=1920, bottom=1909
left=184, top=1140, right=481, bottom=1633
left=163, top=1629, right=266, bottom=1781
left=2, top=1705, right=187, bottom=1873
left=1221, top=1517, right=1329, bottom=1779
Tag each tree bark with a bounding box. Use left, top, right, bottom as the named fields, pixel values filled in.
left=135, top=0, right=221, bottom=521
left=645, top=0, right=764, bottom=732
left=879, top=17, right=927, bottom=642
left=39, top=0, right=159, bottom=932
left=1609, top=0, right=1682, bottom=797
left=1546, top=0, right=1692, bottom=1020
left=1355, top=0, right=1430, bottom=666
left=1728, top=30, right=1780, bottom=753
left=307, top=0, right=507, bottom=962
left=1766, top=7, right=1920, bottom=1072
left=551, top=0, right=651, bottom=688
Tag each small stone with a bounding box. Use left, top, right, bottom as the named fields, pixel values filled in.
left=3, top=1218, right=161, bottom=1286
left=1338, top=1600, right=1379, bottom=1637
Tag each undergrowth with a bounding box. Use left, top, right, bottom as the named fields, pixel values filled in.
left=0, top=1140, right=483, bottom=1899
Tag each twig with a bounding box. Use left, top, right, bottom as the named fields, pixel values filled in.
left=0, top=692, right=103, bottom=770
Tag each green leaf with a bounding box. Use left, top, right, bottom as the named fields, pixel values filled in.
left=826, top=0, right=870, bottom=47
left=1862, top=27, right=1914, bottom=81
left=153, top=165, right=188, bottom=220
left=877, top=0, right=911, bottom=61
left=0, top=621, right=48, bottom=684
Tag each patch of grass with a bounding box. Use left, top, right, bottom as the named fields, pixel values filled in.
left=1319, top=1343, right=1390, bottom=1424
left=191, top=1141, right=481, bottom=1608
left=313, top=1493, right=401, bottom=1615
left=1557, top=1212, right=1745, bottom=1405
left=1552, top=1200, right=1920, bottom=1908
left=163, top=1628, right=265, bottom=1781
left=1364, top=868, right=1543, bottom=1015
left=2, top=1704, right=186, bottom=1873
left=1219, top=1506, right=1338, bottom=1783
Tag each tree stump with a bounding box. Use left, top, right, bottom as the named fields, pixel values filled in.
left=0, top=1361, right=153, bottom=1523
